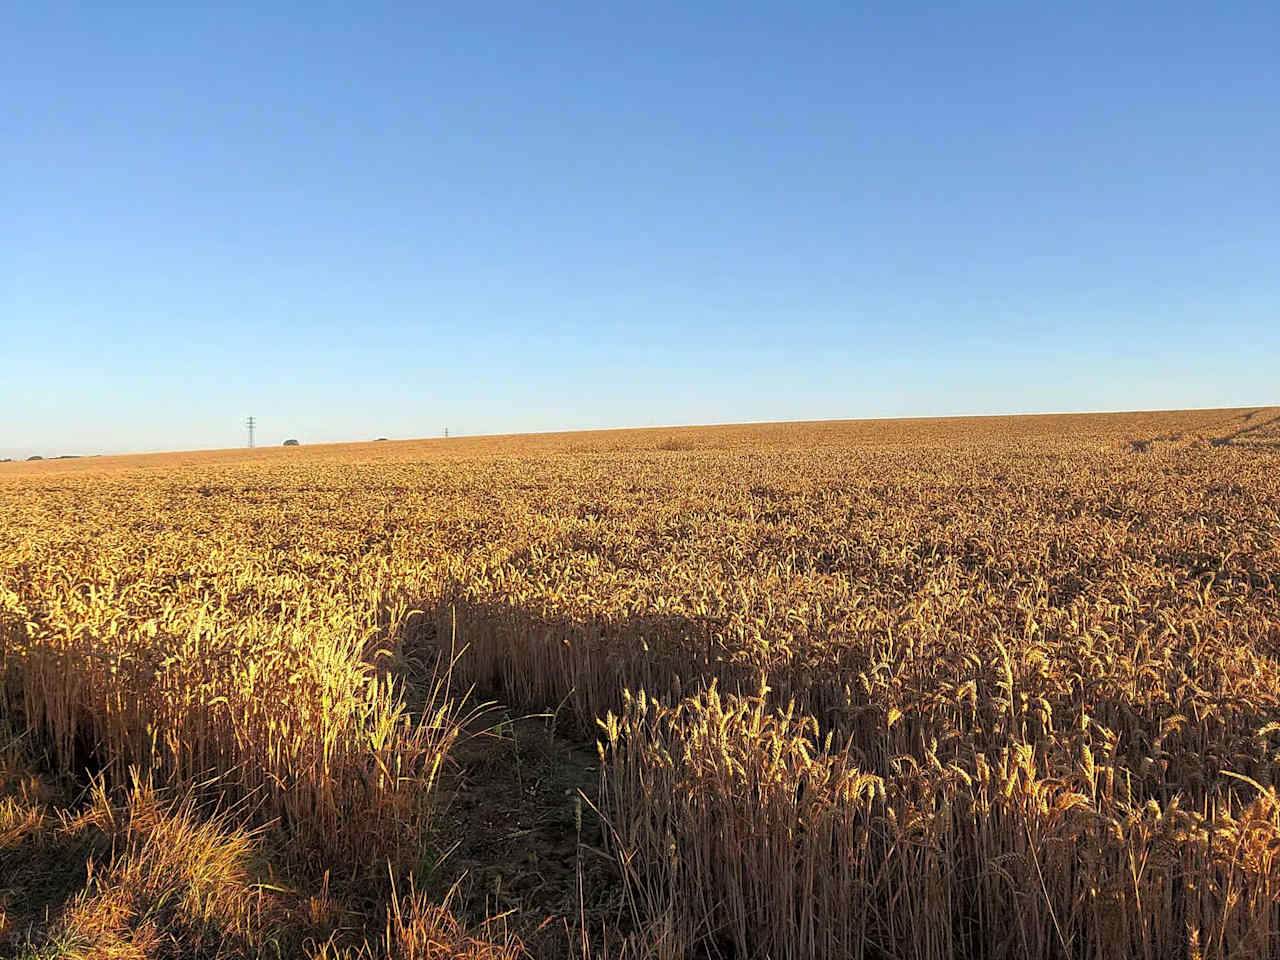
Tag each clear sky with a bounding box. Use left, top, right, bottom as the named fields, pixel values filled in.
left=4, top=3, right=1277, bottom=457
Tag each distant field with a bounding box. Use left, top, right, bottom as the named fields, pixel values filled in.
left=3, top=408, right=1279, bottom=959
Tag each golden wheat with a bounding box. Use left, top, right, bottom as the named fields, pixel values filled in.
left=2, top=406, right=1278, bottom=958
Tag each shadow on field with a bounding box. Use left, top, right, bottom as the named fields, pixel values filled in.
left=1209, top=412, right=1280, bottom=449
left=425, top=714, right=626, bottom=957
left=393, top=594, right=907, bottom=781
left=396, top=597, right=743, bottom=734
left=1124, top=410, right=1280, bottom=455
left=390, top=602, right=668, bottom=954
left=0, top=827, right=97, bottom=949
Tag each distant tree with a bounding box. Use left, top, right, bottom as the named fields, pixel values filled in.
left=27, top=455, right=42, bottom=461
left=375, top=438, right=389, bottom=442
left=283, top=439, right=300, bottom=446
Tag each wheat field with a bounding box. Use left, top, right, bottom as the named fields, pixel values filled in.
left=2, top=408, right=1279, bottom=959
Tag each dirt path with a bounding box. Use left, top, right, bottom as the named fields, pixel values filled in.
left=427, top=713, right=629, bottom=957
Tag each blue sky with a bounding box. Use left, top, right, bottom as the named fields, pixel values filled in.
left=4, top=2, right=1277, bottom=456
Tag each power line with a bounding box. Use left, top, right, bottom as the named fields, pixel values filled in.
left=245, top=416, right=255, bottom=448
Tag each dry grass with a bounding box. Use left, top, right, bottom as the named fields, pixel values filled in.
left=3, top=407, right=1279, bottom=958
left=305, top=884, right=526, bottom=960
left=0, top=752, right=523, bottom=959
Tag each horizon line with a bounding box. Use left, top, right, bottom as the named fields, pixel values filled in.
left=3, top=401, right=1273, bottom=464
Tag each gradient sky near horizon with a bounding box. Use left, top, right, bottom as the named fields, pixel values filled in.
left=4, top=3, right=1278, bottom=457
